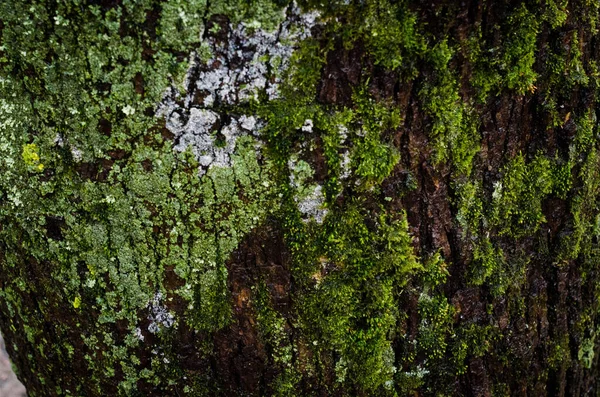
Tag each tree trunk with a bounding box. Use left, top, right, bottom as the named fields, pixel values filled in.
left=1, top=0, right=600, bottom=395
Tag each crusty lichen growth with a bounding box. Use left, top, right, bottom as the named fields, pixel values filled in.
left=0, top=0, right=286, bottom=394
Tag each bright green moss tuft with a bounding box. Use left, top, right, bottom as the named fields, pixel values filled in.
left=467, top=4, right=539, bottom=99
left=501, top=4, right=540, bottom=94
left=543, top=0, right=569, bottom=28
left=290, top=201, right=420, bottom=392
left=417, top=293, right=454, bottom=360
left=361, top=0, right=425, bottom=72
left=351, top=86, right=401, bottom=188
left=420, top=40, right=479, bottom=173
left=490, top=153, right=553, bottom=237
left=208, top=0, right=288, bottom=32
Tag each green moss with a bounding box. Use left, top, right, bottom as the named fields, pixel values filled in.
left=490, top=153, right=553, bottom=237
left=552, top=155, right=572, bottom=199
left=5, top=0, right=600, bottom=395
left=288, top=200, right=420, bottom=393
left=565, top=31, right=590, bottom=88
left=455, top=180, right=484, bottom=237
left=318, top=109, right=354, bottom=199
left=574, top=110, right=596, bottom=154
left=465, top=27, right=503, bottom=102
left=547, top=333, right=571, bottom=370
left=420, top=251, right=449, bottom=289
left=351, top=85, right=401, bottom=189
left=467, top=4, right=539, bottom=99
left=558, top=147, right=600, bottom=262
left=283, top=37, right=329, bottom=102
left=454, top=150, right=571, bottom=293
left=582, top=0, right=600, bottom=35
left=360, top=0, right=425, bottom=73
left=452, top=324, right=499, bottom=375
left=254, top=283, right=298, bottom=395
left=300, top=0, right=425, bottom=79
left=158, top=0, right=207, bottom=49
left=417, top=293, right=454, bottom=360
left=578, top=330, right=596, bottom=369
left=501, top=5, right=540, bottom=94
left=0, top=0, right=281, bottom=393
left=420, top=40, right=479, bottom=173
left=542, top=0, right=569, bottom=29
left=470, top=236, right=506, bottom=291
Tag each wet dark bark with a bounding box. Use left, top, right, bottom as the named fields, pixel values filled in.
left=210, top=2, right=600, bottom=395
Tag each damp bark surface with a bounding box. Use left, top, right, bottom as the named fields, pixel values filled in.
left=2, top=0, right=600, bottom=396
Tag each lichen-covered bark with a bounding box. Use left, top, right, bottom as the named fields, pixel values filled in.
left=2, top=0, right=600, bottom=396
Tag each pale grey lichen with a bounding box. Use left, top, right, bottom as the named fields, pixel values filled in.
left=54, top=133, right=84, bottom=162
left=340, top=151, right=352, bottom=180
left=288, top=154, right=328, bottom=224
left=296, top=184, right=328, bottom=224
left=121, top=105, right=135, bottom=116
left=147, top=292, right=175, bottom=334
left=71, top=147, right=83, bottom=162
left=134, top=327, right=144, bottom=342
left=301, top=119, right=313, bottom=133
left=239, top=114, right=258, bottom=135
left=338, top=125, right=352, bottom=180
left=157, top=2, right=320, bottom=172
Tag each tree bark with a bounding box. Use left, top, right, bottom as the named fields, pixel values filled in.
left=1, top=0, right=600, bottom=396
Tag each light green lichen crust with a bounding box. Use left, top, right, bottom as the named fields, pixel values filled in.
left=0, top=0, right=281, bottom=394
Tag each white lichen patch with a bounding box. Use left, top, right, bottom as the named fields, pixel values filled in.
left=296, top=184, right=328, bottom=224
left=338, top=124, right=352, bottom=181
left=157, top=2, right=320, bottom=173
left=340, top=151, right=352, bottom=180
left=54, top=133, right=84, bottom=162
left=134, top=327, right=145, bottom=342
left=301, top=119, right=313, bottom=133
left=492, top=181, right=503, bottom=201
left=239, top=115, right=258, bottom=134
left=147, top=292, right=175, bottom=334
left=288, top=154, right=328, bottom=224
left=121, top=105, right=136, bottom=116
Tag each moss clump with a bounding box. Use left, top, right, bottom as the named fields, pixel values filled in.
left=299, top=0, right=425, bottom=78
left=351, top=85, right=401, bottom=189
left=254, top=283, right=298, bottom=394
left=543, top=0, right=569, bottom=28
left=414, top=253, right=453, bottom=364
left=360, top=0, right=425, bottom=72
left=420, top=39, right=479, bottom=174
left=293, top=203, right=420, bottom=392
left=452, top=324, right=499, bottom=375
left=490, top=153, right=553, bottom=237
left=5, top=0, right=600, bottom=395
left=467, top=4, right=539, bottom=99
left=558, top=147, right=600, bottom=262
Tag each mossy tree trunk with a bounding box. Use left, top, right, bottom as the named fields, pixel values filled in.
left=2, top=0, right=600, bottom=396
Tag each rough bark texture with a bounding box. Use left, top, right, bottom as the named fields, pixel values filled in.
left=2, top=0, right=600, bottom=396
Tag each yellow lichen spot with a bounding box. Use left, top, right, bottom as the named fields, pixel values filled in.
left=86, top=264, right=96, bottom=276
left=21, top=143, right=44, bottom=172
left=73, top=296, right=81, bottom=309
